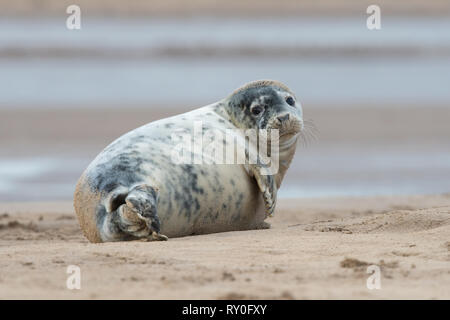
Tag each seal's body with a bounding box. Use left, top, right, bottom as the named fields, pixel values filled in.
left=74, top=80, right=303, bottom=242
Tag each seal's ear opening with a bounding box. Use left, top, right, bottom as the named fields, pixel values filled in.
left=105, top=186, right=129, bottom=213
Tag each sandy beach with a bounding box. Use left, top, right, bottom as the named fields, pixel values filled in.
left=1, top=0, right=449, bottom=300
left=0, top=194, right=449, bottom=299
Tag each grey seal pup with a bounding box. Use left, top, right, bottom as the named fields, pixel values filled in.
left=74, top=80, right=303, bottom=242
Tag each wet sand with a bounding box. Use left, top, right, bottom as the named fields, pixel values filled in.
left=2, top=104, right=449, bottom=157
left=0, top=194, right=449, bottom=299
left=1, top=104, right=450, bottom=200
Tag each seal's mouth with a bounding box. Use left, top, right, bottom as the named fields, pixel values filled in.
left=280, top=124, right=302, bottom=136
left=267, top=115, right=303, bottom=139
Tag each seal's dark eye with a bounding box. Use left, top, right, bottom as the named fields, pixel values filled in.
left=251, top=105, right=263, bottom=116
left=286, top=96, right=295, bottom=106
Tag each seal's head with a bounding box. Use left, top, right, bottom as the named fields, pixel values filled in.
left=225, top=80, right=303, bottom=139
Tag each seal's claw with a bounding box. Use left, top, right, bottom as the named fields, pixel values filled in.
left=262, top=186, right=277, bottom=218
left=151, top=231, right=168, bottom=241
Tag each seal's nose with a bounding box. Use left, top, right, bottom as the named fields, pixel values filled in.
left=277, top=114, right=290, bottom=124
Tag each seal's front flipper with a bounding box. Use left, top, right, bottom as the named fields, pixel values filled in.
left=248, top=165, right=278, bottom=217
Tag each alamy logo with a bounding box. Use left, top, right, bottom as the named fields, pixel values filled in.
left=366, top=5, right=381, bottom=30
left=170, top=121, right=280, bottom=175
left=366, top=265, right=381, bottom=290
left=66, top=265, right=81, bottom=290
left=66, top=5, right=81, bottom=30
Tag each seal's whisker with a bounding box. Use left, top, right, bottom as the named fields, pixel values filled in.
left=297, top=131, right=312, bottom=148
left=306, top=128, right=318, bottom=141
left=297, top=119, right=318, bottom=148
left=303, top=119, right=319, bottom=135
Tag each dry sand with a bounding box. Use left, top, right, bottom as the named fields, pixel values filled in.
left=0, top=194, right=449, bottom=299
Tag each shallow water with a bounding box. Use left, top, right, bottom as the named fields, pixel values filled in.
left=0, top=16, right=449, bottom=107
left=1, top=57, right=450, bottom=106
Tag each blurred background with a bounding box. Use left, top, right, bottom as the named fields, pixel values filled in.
left=0, top=0, right=449, bottom=201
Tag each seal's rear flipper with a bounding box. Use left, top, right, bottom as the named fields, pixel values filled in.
left=105, top=186, right=129, bottom=213
left=105, top=184, right=168, bottom=241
